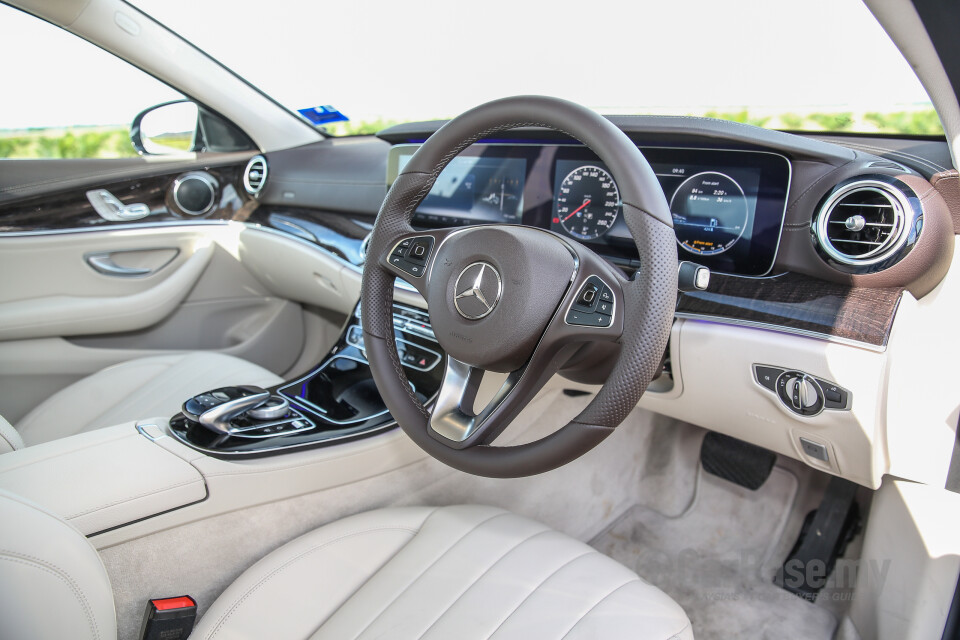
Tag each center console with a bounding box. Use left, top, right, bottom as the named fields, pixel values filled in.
left=168, top=304, right=444, bottom=456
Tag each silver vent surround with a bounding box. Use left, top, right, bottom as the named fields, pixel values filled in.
left=813, top=178, right=917, bottom=268
left=243, top=155, right=268, bottom=195
left=171, top=171, right=218, bottom=217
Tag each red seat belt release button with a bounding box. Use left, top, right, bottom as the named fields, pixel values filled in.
left=140, top=595, right=197, bottom=640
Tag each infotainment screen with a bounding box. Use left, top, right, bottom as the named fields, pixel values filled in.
left=396, top=154, right=526, bottom=223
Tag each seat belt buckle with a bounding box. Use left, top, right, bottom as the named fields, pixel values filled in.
left=139, top=595, right=197, bottom=640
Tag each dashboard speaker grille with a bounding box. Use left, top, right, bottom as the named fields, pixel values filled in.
left=244, top=155, right=268, bottom=195
left=815, top=181, right=908, bottom=266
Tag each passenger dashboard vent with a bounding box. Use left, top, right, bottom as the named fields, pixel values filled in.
left=813, top=178, right=916, bottom=268
left=243, top=155, right=268, bottom=195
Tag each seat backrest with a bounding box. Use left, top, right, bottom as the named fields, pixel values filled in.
left=0, top=414, right=24, bottom=454
left=0, top=490, right=116, bottom=639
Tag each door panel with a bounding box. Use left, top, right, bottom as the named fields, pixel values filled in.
left=0, top=242, right=212, bottom=341
left=0, top=226, right=310, bottom=422
left=68, top=297, right=303, bottom=372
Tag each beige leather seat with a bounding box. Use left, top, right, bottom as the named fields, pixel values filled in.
left=12, top=352, right=282, bottom=448
left=0, top=496, right=693, bottom=640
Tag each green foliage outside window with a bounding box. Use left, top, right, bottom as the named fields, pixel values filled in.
left=0, top=109, right=946, bottom=159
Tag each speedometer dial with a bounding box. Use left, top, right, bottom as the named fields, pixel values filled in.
left=556, top=165, right=620, bottom=241
left=670, top=172, right=749, bottom=255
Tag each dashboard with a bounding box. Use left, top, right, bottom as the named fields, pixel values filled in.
left=388, top=144, right=791, bottom=276
left=2, top=115, right=955, bottom=490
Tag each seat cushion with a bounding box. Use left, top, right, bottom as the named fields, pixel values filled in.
left=192, top=505, right=693, bottom=640
left=0, top=414, right=24, bottom=454
left=15, top=352, right=282, bottom=446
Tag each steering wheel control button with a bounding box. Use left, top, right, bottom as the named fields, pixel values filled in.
left=753, top=365, right=784, bottom=392
left=567, top=276, right=615, bottom=326
left=577, top=284, right=599, bottom=308
left=389, top=236, right=434, bottom=278
left=409, top=240, right=430, bottom=260
left=453, top=261, right=502, bottom=320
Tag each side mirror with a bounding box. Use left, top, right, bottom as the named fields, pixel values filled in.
left=131, top=100, right=199, bottom=155
left=131, top=100, right=256, bottom=155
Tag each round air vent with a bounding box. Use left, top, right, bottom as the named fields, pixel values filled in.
left=813, top=177, right=921, bottom=270
left=243, top=155, right=268, bottom=195
left=172, top=172, right=218, bottom=216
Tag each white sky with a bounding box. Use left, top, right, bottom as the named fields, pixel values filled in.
left=0, top=0, right=934, bottom=130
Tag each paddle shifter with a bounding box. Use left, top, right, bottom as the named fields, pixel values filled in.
left=182, top=385, right=300, bottom=436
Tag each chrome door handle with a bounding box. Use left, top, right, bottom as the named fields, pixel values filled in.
left=85, top=252, right=153, bottom=277
left=85, top=189, right=150, bottom=222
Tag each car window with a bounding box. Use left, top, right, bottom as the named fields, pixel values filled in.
left=0, top=3, right=184, bottom=159
left=137, top=0, right=941, bottom=137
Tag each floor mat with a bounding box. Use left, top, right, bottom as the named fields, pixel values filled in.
left=591, top=465, right=838, bottom=640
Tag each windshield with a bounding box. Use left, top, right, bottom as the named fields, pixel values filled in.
left=136, top=0, right=939, bottom=137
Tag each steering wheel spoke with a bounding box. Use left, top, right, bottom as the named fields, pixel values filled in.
left=429, top=358, right=514, bottom=447
left=429, top=336, right=581, bottom=449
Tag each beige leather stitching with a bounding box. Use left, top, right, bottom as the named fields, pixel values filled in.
left=0, top=430, right=21, bottom=453
left=415, top=527, right=554, bottom=639
left=64, top=477, right=202, bottom=520
left=351, top=511, right=511, bottom=640
left=667, top=625, right=694, bottom=640
left=484, top=550, right=596, bottom=639
left=203, top=524, right=424, bottom=640
left=0, top=553, right=101, bottom=640
left=557, top=578, right=639, bottom=639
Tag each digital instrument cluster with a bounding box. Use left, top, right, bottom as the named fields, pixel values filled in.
left=387, top=144, right=790, bottom=276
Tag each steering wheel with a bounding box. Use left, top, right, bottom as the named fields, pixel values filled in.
left=361, top=96, right=677, bottom=478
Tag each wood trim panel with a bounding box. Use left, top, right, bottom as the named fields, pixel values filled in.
left=676, top=272, right=902, bottom=347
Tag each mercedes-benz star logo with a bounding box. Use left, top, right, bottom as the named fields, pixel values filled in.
left=453, top=262, right=502, bottom=320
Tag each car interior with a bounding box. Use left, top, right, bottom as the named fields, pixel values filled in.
left=2, top=0, right=960, bottom=639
